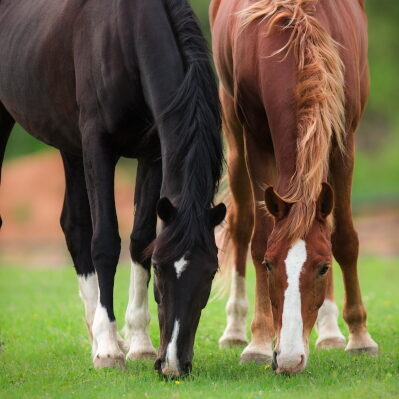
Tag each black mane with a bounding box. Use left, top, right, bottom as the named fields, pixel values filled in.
left=152, top=0, right=223, bottom=264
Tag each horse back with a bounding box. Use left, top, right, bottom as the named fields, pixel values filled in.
left=0, top=0, right=155, bottom=156
left=212, top=0, right=368, bottom=131
left=0, top=0, right=83, bottom=151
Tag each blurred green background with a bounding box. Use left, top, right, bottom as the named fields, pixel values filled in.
left=4, top=0, right=399, bottom=208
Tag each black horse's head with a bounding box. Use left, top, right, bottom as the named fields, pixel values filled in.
left=152, top=197, right=226, bottom=378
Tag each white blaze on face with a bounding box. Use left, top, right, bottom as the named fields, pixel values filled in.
left=162, top=319, right=180, bottom=376
left=278, top=239, right=307, bottom=370
left=174, top=256, right=188, bottom=279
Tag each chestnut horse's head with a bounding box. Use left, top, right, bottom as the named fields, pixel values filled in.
left=264, top=183, right=334, bottom=374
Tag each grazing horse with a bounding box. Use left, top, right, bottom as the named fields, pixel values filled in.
left=211, top=0, right=378, bottom=374
left=0, top=0, right=226, bottom=377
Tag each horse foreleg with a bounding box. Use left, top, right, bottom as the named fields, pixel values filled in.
left=124, top=261, right=155, bottom=360
left=81, top=127, right=125, bottom=369
left=60, top=152, right=129, bottom=356
left=315, top=269, right=346, bottom=349
left=240, top=135, right=275, bottom=364
left=330, top=142, right=378, bottom=355
left=123, top=159, right=161, bottom=361
left=240, top=210, right=274, bottom=364
left=218, top=89, right=252, bottom=349
left=60, top=151, right=96, bottom=342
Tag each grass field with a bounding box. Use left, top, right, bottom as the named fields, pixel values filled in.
left=0, top=258, right=398, bottom=399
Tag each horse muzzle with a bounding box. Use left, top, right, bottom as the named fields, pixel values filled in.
left=272, top=349, right=307, bottom=375
left=155, top=357, right=192, bottom=378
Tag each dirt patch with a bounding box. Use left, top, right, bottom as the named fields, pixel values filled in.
left=0, top=152, right=397, bottom=268
left=356, top=209, right=399, bottom=257
left=0, top=151, right=135, bottom=267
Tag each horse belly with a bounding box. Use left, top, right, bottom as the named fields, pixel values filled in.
left=13, top=107, right=82, bottom=155
left=0, top=71, right=82, bottom=155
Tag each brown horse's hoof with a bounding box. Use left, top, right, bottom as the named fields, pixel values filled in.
left=316, top=336, right=346, bottom=350
left=240, top=351, right=272, bottom=364
left=93, top=355, right=126, bottom=369
left=346, top=346, right=379, bottom=356
left=126, top=349, right=157, bottom=361
left=240, top=342, right=273, bottom=364
left=219, top=337, right=248, bottom=349
left=345, top=333, right=378, bottom=356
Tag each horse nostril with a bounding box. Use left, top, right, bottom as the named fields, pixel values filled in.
left=272, top=350, right=278, bottom=371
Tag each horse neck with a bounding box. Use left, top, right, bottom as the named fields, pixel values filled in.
left=122, top=0, right=222, bottom=214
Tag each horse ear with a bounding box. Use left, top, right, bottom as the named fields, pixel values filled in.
left=264, top=187, right=292, bottom=220
left=156, top=197, right=177, bottom=223
left=208, top=203, right=227, bottom=227
left=316, top=182, right=334, bottom=220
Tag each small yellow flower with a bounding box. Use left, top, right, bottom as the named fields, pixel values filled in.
left=175, top=381, right=181, bottom=385
left=264, top=365, right=270, bottom=370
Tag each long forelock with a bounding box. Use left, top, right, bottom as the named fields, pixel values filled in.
left=152, top=209, right=214, bottom=265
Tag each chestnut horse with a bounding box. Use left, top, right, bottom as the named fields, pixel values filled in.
left=211, top=0, right=378, bottom=374
left=0, top=0, right=225, bottom=377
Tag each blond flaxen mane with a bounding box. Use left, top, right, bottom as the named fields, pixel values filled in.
left=241, top=0, right=346, bottom=242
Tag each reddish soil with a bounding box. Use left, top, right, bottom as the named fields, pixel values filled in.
left=356, top=210, right=399, bottom=258
left=0, top=152, right=397, bottom=267
left=0, top=151, right=135, bottom=266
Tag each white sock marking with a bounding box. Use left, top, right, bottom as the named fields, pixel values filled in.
left=92, top=304, right=122, bottom=359
left=279, top=240, right=307, bottom=366
left=78, top=273, right=99, bottom=331
left=123, top=261, right=155, bottom=355
left=163, top=319, right=180, bottom=375
left=316, top=299, right=345, bottom=342
left=219, top=270, right=248, bottom=344
left=174, top=256, right=188, bottom=279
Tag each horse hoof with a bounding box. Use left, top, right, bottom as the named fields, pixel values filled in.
left=219, top=337, right=248, bottom=349
left=346, top=345, right=379, bottom=356
left=126, top=349, right=157, bottom=361
left=240, top=351, right=272, bottom=364
left=345, top=333, right=378, bottom=356
left=316, top=336, right=346, bottom=350
left=93, top=355, right=126, bottom=369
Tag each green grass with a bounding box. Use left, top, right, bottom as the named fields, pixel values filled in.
left=0, top=258, right=398, bottom=399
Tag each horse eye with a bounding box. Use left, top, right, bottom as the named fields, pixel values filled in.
left=262, top=259, right=272, bottom=271
left=319, top=264, right=330, bottom=276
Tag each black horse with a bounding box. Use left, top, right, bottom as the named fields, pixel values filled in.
left=0, top=0, right=226, bottom=377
